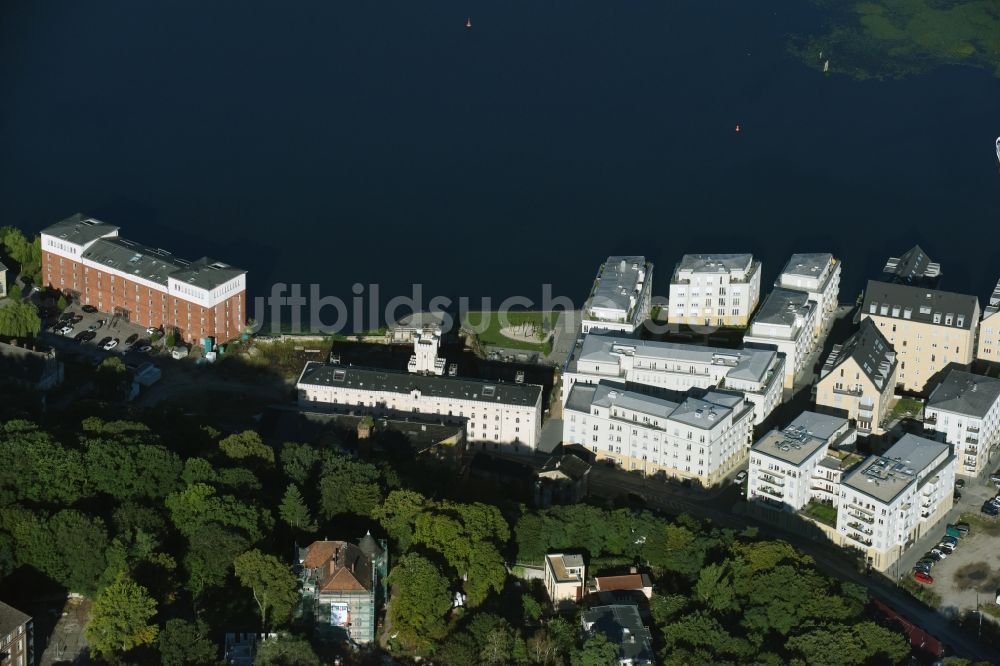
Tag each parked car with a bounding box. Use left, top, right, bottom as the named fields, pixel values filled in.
left=954, top=490, right=962, bottom=502
left=124, top=333, right=139, bottom=347
left=146, top=326, right=159, bottom=335
left=103, top=338, right=119, bottom=351
left=93, top=319, right=106, bottom=329
left=915, top=560, right=935, bottom=570
left=136, top=344, right=153, bottom=353
left=97, top=336, right=112, bottom=348
left=74, top=330, right=97, bottom=343
left=734, top=471, right=748, bottom=484
left=913, top=571, right=934, bottom=585
left=937, top=543, right=956, bottom=553
left=982, top=502, right=999, bottom=516
left=59, top=311, right=76, bottom=321
left=929, top=549, right=947, bottom=560
left=58, top=325, right=74, bottom=335
left=990, top=471, right=1000, bottom=485
left=942, top=535, right=958, bottom=546
left=954, top=522, right=970, bottom=536
left=81, top=304, right=98, bottom=314
left=955, top=478, right=966, bottom=489
left=69, top=314, right=83, bottom=324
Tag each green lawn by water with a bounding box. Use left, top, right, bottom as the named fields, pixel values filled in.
left=462, top=311, right=555, bottom=352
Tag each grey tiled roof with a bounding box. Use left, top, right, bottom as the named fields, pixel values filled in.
left=927, top=370, right=1000, bottom=418
left=751, top=288, right=813, bottom=327
left=41, top=212, right=119, bottom=246
left=297, top=362, right=541, bottom=406
left=676, top=253, right=753, bottom=274
left=862, top=280, right=978, bottom=330
left=843, top=433, right=949, bottom=504
left=780, top=253, right=833, bottom=278
left=169, top=257, right=246, bottom=291
left=821, top=319, right=896, bottom=390
left=0, top=600, right=30, bottom=636
left=588, top=256, right=647, bottom=313
left=752, top=411, right=848, bottom=467
left=565, top=381, right=746, bottom=431
left=881, top=245, right=941, bottom=285
left=82, top=237, right=189, bottom=286
left=582, top=604, right=654, bottom=665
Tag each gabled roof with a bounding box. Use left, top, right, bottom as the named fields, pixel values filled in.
left=780, top=253, right=834, bottom=279
left=820, top=319, right=896, bottom=391
left=168, top=257, right=246, bottom=291
left=881, top=245, right=941, bottom=286
left=862, top=280, right=978, bottom=330
left=302, top=539, right=374, bottom=593
left=594, top=573, right=652, bottom=592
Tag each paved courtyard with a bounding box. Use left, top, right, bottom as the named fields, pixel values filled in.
left=40, top=597, right=92, bottom=666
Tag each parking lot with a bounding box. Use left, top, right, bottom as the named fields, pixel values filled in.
left=38, top=304, right=168, bottom=367
left=926, top=517, right=1000, bottom=617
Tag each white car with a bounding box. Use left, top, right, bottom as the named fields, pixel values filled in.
left=734, top=471, right=748, bottom=484
left=58, top=325, right=74, bottom=335
left=103, top=338, right=119, bottom=351
left=930, top=548, right=948, bottom=559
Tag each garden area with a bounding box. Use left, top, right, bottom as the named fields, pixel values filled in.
left=802, top=500, right=838, bottom=527
left=462, top=311, right=555, bottom=353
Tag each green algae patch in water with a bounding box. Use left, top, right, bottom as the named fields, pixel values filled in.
left=790, top=0, right=1000, bottom=79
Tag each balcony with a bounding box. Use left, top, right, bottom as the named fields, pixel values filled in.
left=847, top=506, right=874, bottom=524
left=758, top=485, right=784, bottom=499
left=966, top=436, right=979, bottom=445
left=966, top=425, right=980, bottom=433
left=964, top=447, right=978, bottom=456
left=833, top=386, right=864, bottom=397
left=844, top=532, right=873, bottom=547
left=759, top=473, right=785, bottom=487
left=847, top=521, right=874, bottom=536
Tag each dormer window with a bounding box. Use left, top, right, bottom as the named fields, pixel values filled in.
left=956, top=315, right=965, bottom=327
left=933, top=313, right=941, bottom=324
left=944, top=314, right=953, bottom=326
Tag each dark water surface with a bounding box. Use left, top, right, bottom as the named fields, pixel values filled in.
left=2, top=1, right=998, bottom=322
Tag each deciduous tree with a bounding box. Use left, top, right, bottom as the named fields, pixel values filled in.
left=233, top=549, right=299, bottom=630
left=86, top=572, right=158, bottom=661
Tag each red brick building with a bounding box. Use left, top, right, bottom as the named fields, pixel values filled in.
left=41, top=213, right=246, bottom=343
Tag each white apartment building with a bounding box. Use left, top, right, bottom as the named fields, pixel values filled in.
left=976, top=279, right=1000, bottom=364
left=924, top=370, right=1000, bottom=478
left=743, top=288, right=819, bottom=388
left=563, top=380, right=754, bottom=486
left=747, top=412, right=857, bottom=512
left=563, top=334, right=783, bottom=425
left=581, top=256, right=653, bottom=334
left=837, top=434, right=955, bottom=571
left=775, top=252, right=841, bottom=335
left=668, top=254, right=762, bottom=327
left=296, top=364, right=542, bottom=453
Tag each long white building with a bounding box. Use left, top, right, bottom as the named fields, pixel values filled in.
left=668, top=254, right=762, bottom=327
left=563, top=380, right=754, bottom=486
left=743, top=288, right=819, bottom=388
left=563, top=334, right=783, bottom=425
left=581, top=256, right=653, bottom=334
left=747, top=411, right=857, bottom=512
left=296, top=365, right=543, bottom=454
left=924, top=370, right=1000, bottom=478
left=775, top=253, right=841, bottom=336
left=837, top=434, right=955, bottom=571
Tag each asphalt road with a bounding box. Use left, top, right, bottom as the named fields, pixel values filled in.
left=586, top=465, right=999, bottom=663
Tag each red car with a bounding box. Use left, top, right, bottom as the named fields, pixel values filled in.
left=913, top=571, right=933, bottom=585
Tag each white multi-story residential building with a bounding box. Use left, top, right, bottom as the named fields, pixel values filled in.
left=668, top=254, right=762, bottom=327
left=837, top=434, right=955, bottom=571
left=747, top=411, right=857, bottom=512
left=543, top=553, right=585, bottom=609
left=815, top=319, right=898, bottom=435
left=860, top=280, right=979, bottom=393
left=563, top=334, right=783, bottom=425
left=563, top=380, right=754, bottom=486
left=976, top=279, right=1000, bottom=364
left=296, top=365, right=542, bottom=453
left=775, top=252, right=841, bottom=335
left=743, top=288, right=819, bottom=388
left=924, top=370, right=1000, bottom=478
left=581, top=256, right=653, bottom=334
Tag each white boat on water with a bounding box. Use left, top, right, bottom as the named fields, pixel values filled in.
left=996, top=136, right=1000, bottom=163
